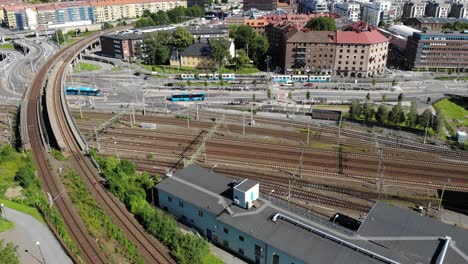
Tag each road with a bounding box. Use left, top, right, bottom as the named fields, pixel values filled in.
left=0, top=38, right=58, bottom=101
left=0, top=207, right=73, bottom=264
left=69, top=68, right=468, bottom=113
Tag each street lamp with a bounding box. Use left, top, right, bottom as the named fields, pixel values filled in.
left=332, top=214, right=339, bottom=224
left=211, top=164, right=218, bottom=172
left=269, top=189, right=275, bottom=199
left=36, top=241, right=46, bottom=264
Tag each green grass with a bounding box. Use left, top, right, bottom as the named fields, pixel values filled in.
left=111, top=66, right=121, bottom=72
left=0, top=43, right=14, bottom=50
left=434, top=98, right=468, bottom=127
left=0, top=199, right=44, bottom=223
left=0, top=218, right=14, bottom=233
left=73, top=62, right=102, bottom=73
left=51, top=149, right=67, bottom=161
left=202, top=252, right=224, bottom=264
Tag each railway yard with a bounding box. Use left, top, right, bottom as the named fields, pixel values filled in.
left=72, top=110, right=468, bottom=219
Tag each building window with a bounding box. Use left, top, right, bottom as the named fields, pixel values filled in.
left=223, top=228, right=229, bottom=234
left=361, top=56, right=364, bottom=59
left=223, top=240, right=229, bottom=247
left=238, top=248, right=244, bottom=255
left=239, top=236, right=244, bottom=242
left=178, top=201, right=183, bottom=208
left=168, top=196, right=172, bottom=202
left=198, top=210, right=203, bottom=217
left=360, top=62, right=363, bottom=65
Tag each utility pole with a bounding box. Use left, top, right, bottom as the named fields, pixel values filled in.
left=438, top=178, right=451, bottom=210
left=196, top=104, right=199, bottom=120
left=306, top=124, right=310, bottom=145
left=186, top=111, right=190, bottom=129
left=132, top=105, right=136, bottom=125
left=79, top=97, right=83, bottom=119
left=250, top=104, right=253, bottom=125
left=242, top=113, right=245, bottom=136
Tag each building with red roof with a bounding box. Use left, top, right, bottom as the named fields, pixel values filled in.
left=266, top=21, right=389, bottom=77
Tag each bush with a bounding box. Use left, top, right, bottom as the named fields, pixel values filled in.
left=92, top=154, right=217, bottom=264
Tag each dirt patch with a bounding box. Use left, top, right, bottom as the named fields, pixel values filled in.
left=4, top=186, right=23, bottom=199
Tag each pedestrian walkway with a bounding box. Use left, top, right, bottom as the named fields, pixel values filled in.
left=0, top=206, right=73, bottom=264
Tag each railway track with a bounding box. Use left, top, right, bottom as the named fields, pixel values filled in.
left=91, top=126, right=468, bottom=187
left=28, top=32, right=175, bottom=263
left=27, top=34, right=108, bottom=263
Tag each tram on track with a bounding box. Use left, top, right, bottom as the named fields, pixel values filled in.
left=65, top=87, right=101, bottom=96
left=167, top=92, right=206, bottom=101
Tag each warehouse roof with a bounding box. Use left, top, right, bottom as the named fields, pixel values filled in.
left=359, top=202, right=468, bottom=264
left=156, top=165, right=468, bottom=264
left=337, top=30, right=388, bottom=44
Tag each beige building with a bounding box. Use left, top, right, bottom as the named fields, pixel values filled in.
left=90, top=0, right=187, bottom=23
left=335, top=30, right=389, bottom=78
left=170, top=42, right=216, bottom=68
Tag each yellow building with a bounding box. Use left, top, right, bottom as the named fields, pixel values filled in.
left=2, top=5, right=24, bottom=29
left=90, top=0, right=187, bottom=23
left=170, top=42, right=216, bottom=69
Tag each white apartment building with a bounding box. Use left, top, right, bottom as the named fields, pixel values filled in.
left=333, top=1, right=361, bottom=22
left=362, top=1, right=394, bottom=26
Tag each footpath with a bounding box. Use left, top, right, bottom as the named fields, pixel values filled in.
left=0, top=206, right=72, bottom=264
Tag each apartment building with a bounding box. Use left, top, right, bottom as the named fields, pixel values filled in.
left=402, top=1, right=427, bottom=20
left=285, top=30, right=336, bottom=75
left=405, top=17, right=468, bottom=30
left=406, top=30, right=468, bottom=72
left=450, top=3, right=468, bottom=18
left=90, top=0, right=186, bottom=23
left=362, top=1, right=394, bottom=26
left=333, top=2, right=361, bottom=22
left=100, top=33, right=143, bottom=60
left=267, top=22, right=389, bottom=77
left=335, top=29, right=389, bottom=77
left=425, top=1, right=452, bottom=18
left=243, top=0, right=278, bottom=11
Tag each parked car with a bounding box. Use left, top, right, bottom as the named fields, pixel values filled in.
left=143, top=76, right=150, bottom=80
left=304, top=83, right=314, bottom=87
left=133, top=72, right=141, bottom=76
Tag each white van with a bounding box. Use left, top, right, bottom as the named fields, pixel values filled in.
left=281, top=80, right=294, bottom=86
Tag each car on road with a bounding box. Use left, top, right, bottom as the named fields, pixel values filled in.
left=304, top=83, right=314, bottom=87
left=166, top=83, right=174, bottom=87
left=7, top=59, right=12, bottom=62
left=7, top=53, right=12, bottom=56
left=133, top=72, right=141, bottom=76
left=144, top=76, right=150, bottom=80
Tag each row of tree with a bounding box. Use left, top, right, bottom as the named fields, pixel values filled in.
left=136, top=6, right=204, bottom=28
left=92, top=152, right=217, bottom=264
left=143, top=27, right=194, bottom=65
left=229, top=25, right=269, bottom=68
left=349, top=93, right=443, bottom=132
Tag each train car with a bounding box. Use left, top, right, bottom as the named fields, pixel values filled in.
left=270, top=75, right=292, bottom=82
left=179, top=73, right=196, bottom=80
left=66, top=87, right=101, bottom=96
left=291, top=75, right=309, bottom=82
left=168, top=92, right=206, bottom=102
left=308, top=75, right=331, bottom=82
left=221, top=73, right=236, bottom=80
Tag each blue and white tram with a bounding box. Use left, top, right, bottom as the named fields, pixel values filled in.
left=271, top=74, right=331, bottom=83
left=179, top=73, right=196, bottom=80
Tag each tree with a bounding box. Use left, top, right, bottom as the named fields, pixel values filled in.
left=306, top=90, right=311, bottom=100
left=51, top=29, right=65, bottom=44
left=252, top=93, right=256, bottom=102
left=349, top=99, right=361, bottom=119
left=305, top=16, right=337, bottom=31
left=288, top=91, right=293, bottom=100
left=382, top=93, right=387, bottom=102
left=362, top=101, right=373, bottom=121
left=372, top=79, right=377, bottom=86
left=229, top=25, right=255, bottom=51
left=210, top=38, right=231, bottom=69
left=171, top=27, right=194, bottom=50
left=249, top=35, right=269, bottom=66
left=389, top=103, right=405, bottom=124
left=102, top=22, right=114, bottom=30
left=378, top=21, right=385, bottom=27
left=167, top=6, right=186, bottom=23
left=234, top=49, right=250, bottom=68
left=375, top=104, right=389, bottom=124
left=418, top=109, right=432, bottom=128
left=433, top=111, right=445, bottom=134
left=397, top=93, right=404, bottom=102
left=366, top=92, right=371, bottom=101
left=407, top=101, right=418, bottom=127
left=267, top=89, right=272, bottom=100
left=135, top=18, right=155, bottom=28
left=447, top=68, right=453, bottom=75
left=391, top=79, right=397, bottom=86
left=0, top=239, right=19, bottom=264
left=152, top=44, right=170, bottom=64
